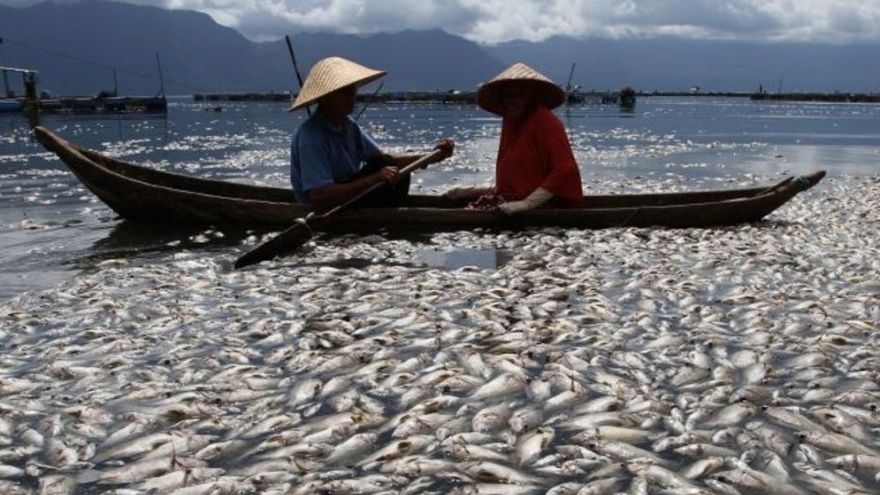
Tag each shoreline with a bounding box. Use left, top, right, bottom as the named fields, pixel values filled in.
left=191, top=90, right=880, bottom=104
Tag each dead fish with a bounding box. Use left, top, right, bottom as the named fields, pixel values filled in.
left=472, top=403, right=513, bottom=433
left=0, top=464, right=25, bottom=478
left=797, top=472, right=873, bottom=495
left=508, top=406, right=543, bottom=434
left=543, top=390, right=589, bottom=414
left=194, top=439, right=250, bottom=461
left=45, top=438, right=80, bottom=468
left=627, top=459, right=701, bottom=492
left=827, top=454, right=880, bottom=473
left=393, top=457, right=458, bottom=477
left=559, top=411, right=637, bottom=430
left=701, top=402, right=757, bottom=428
left=810, top=406, right=876, bottom=442
left=516, top=427, right=554, bottom=466
left=573, top=425, right=656, bottom=445
left=796, top=430, right=880, bottom=456
left=38, top=474, right=77, bottom=495
left=763, top=406, right=827, bottom=432
left=743, top=421, right=795, bottom=457
left=674, top=442, right=740, bottom=458
left=470, top=373, right=527, bottom=400
left=681, top=456, right=725, bottom=479
left=724, top=458, right=807, bottom=495
left=286, top=377, right=323, bottom=407
left=134, top=467, right=226, bottom=493
left=444, top=440, right=510, bottom=463
left=92, top=432, right=177, bottom=463
left=571, top=476, right=624, bottom=495
left=392, top=412, right=453, bottom=438
left=77, top=456, right=207, bottom=484
left=730, top=385, right=774, bottom=404
left=586, top=439, right=670, bottom=466
left=459, top=460, right=542, bottom=485
left=324, top=432, right=378, bottom=466
left=526, top=377, right=553, bottom=401
left=359, top=434, right=435, bottom=467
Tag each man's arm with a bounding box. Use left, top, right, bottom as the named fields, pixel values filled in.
left=307, top=167, right=400, bottom=212
left=387, top=138, right=455, bottom=169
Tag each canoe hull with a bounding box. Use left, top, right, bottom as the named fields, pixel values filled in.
left=33, top=126, right=825, bottom=232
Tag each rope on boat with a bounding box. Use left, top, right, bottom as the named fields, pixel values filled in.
left=295, top=212, right=316, bottom=233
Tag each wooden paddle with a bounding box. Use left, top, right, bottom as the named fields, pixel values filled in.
left=234, top=148, right=443, bottom=269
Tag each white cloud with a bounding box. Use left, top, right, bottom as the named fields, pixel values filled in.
left=3, top=0, right=879, bottom=44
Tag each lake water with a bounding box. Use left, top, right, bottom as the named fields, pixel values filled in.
left=1, top=96, right=879, bottom=301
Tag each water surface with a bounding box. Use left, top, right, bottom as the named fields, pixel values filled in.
left=1, top=96, right=878, bottom=300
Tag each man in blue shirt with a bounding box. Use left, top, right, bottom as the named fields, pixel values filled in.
left=289, top=57, right=454, bottom=212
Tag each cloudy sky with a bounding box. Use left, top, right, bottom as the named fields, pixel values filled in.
left=3, top=0, right=880, bottom=45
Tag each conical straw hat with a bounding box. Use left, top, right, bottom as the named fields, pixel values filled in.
left=477, top=62, right=565, bottom=116
left=288, top=57, right=386, bottom=112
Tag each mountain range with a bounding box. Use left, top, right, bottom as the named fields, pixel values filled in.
left=1, top=0, right=878, bottom=97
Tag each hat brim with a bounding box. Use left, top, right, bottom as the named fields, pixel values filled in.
left=477, top=79, right=566, bottom=116
left=287, top=57, right=386, bottom=112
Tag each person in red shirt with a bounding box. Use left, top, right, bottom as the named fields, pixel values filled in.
left=445, top=63, right=584, bottom=213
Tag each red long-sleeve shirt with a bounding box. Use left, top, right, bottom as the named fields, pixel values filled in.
left=493, top=105, right=584, bottom=206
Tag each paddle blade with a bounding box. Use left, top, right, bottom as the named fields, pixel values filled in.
left=234, top=222, right=314, bottom=269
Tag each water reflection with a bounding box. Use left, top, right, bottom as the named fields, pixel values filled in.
left=412, top=247, right=511, bottom=270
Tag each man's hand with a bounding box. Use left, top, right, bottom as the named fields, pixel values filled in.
left=375, top=166, right=401, bottom=185
left=431, top=138, right=455, bottom=164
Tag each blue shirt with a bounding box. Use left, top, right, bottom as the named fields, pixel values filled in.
left=290, top=112, right=381, bottom=203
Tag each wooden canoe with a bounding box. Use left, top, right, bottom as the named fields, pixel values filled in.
left=33, top=125, right=825, bottom=232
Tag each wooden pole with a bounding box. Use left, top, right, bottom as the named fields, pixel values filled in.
left=155, top=54, right=165, bottom=96
left=2, top=68, right=11, bottom=98
left=285, top=35, right=309, bottom=116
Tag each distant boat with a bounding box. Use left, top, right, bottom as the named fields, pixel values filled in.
left=619, top=86, right=637, bottom=109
